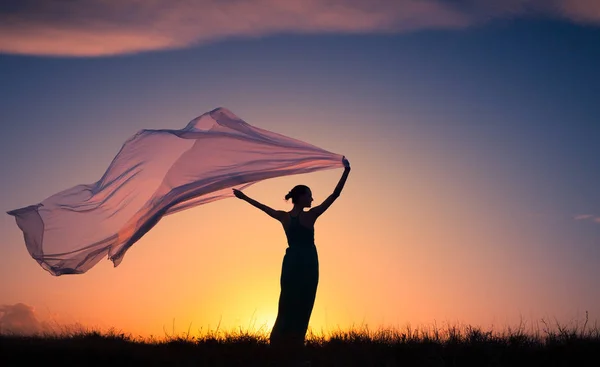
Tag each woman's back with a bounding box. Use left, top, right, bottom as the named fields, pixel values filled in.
left=284, top=212, right=315, bottom=248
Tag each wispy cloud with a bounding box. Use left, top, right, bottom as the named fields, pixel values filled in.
left=574, top=214, right=600, bottom=224
left=0, top=0, right=599, bottom=57
left=0, top=303, right=43, bottom=335
left=0, top=303, right=90, bottom=336
left=555, top=0, right=600, bottom=24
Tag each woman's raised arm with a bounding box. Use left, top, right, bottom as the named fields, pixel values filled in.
left=308, top=156, right=351, bottom=219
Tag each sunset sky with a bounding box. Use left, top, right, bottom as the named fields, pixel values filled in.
left=1, top=1, right=599, bottom=338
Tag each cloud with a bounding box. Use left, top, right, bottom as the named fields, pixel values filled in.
left=574, top=214, right=600, bottom=224
left=0, top=303, right=43, bottom=335
left=0, top=0, right=599, bottom=57
left=0, top=303, right=91, bottom=336
left=555, top=0, right=600, bottom=24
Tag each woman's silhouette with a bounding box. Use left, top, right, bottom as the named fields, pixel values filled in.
left=232, top=156, right=351, bottom=352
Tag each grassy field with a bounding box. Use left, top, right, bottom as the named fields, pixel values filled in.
left=1, top=319, right=599, bottom=366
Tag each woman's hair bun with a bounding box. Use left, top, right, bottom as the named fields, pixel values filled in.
left=284, top=185, right=309, bottom=203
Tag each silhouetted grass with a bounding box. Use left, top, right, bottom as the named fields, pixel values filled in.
left=1, top=317, right=599, bottom=366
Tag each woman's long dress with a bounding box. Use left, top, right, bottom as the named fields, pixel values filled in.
left=269, top=212, right=319, bottom=346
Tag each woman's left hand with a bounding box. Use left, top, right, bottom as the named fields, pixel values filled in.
left=232, top=188, right=246, bottom=199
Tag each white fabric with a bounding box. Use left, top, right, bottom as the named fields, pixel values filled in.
left=7, top=108, right=344, bottom=276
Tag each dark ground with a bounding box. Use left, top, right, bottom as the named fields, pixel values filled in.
left=1, top=323, right=599, bottom=366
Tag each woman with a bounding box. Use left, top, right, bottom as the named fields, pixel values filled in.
left=232, top=156, right=351, bottom=350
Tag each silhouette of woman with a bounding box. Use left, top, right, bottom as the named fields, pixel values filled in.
left=232, top=156, right=351, bottom=351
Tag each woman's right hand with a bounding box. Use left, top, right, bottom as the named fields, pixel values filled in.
left=342, top=156, right=350, bottom=169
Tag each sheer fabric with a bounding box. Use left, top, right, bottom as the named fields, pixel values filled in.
left=7, top=108, right=343, bottom=275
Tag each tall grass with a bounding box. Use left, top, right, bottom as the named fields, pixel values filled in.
left=1, top=316, right=599, bottom=366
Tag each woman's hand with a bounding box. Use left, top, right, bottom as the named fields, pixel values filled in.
left=342, top=156, right=350, bottom=169
left=232, top=188, right=246, bottom=200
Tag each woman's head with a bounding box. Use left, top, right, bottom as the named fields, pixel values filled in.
left=285, top=185, right=313, bottom=208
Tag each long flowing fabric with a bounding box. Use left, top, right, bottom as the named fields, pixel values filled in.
left=7, top=108, right=344, bottom=276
